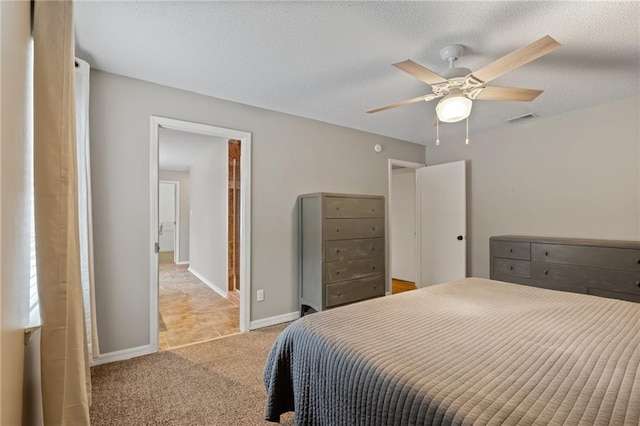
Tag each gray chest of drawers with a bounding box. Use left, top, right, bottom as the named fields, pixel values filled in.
left=299, top=193, right=386, bottom=314
left=490, top=235, right=640, bottom=303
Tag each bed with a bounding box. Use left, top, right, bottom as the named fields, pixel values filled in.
left=263, top=278, right=640, bottom=425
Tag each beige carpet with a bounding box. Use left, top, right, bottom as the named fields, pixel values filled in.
left=90, top=324, right=294, bottom=425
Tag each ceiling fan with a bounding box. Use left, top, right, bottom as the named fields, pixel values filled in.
left=367, top=35, right=561, bottom=126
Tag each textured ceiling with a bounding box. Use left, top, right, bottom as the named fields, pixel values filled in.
left=159, top=128, right=226, bottom=172
left=75, top=1, right=640, bottom=146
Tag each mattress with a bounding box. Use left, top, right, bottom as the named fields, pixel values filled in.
left=264, top=278, right=640, bottom=425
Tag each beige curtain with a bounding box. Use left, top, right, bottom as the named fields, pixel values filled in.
left=34, top=0, right=91, bottom=424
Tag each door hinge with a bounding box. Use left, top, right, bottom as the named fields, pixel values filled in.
left=155, top=242, right=160, bottom=254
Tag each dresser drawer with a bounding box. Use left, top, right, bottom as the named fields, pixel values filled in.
left=324, top=219, right=384, bottom=240
left=532, top=243, right=640, bottom=272
left=326, top=275, right=385, bottom=308
left=531, top=261, right=640, bottom=296
left=325, top=238, right=384, bottom=262
left=324, top=197, right=384, bottom=219
left=325, top=256, right=384, bottom=283
left=493, top=258, right=531, bottom=278
left=588, top=288, right=640, bottom=303
left=530, top=280, right=588, bottom=295
left=491, top=240, right=530, bottom=260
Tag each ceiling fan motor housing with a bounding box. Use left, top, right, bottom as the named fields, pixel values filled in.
left=440, top=44, right=464, bottom=62
left=441, top=67, right=472, bottom=79
left=439, top=44, right=472, bottom=81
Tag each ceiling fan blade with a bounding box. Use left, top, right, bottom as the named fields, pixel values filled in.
left=471, top=35, right=561, bottom=84
left=475, top=86, right=543, bottom=102
left=367, top=94, right=439, bottom=114
left=393, top=60, right=449, bottom=86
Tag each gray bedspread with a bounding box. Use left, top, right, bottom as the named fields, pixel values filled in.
left=263, top=278, right=640, bottom=425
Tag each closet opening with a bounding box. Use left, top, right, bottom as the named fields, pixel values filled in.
left=387, top=159, right=423, bottom=294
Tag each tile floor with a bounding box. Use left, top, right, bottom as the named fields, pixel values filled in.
left=159, top=262, right=240, bottom=350
left=158, top=251, right=175, bottom=265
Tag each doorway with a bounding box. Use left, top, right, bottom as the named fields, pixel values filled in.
left=158, top=180, right=179, bottom=265
left=387, top=159, right=467, bottom=293
left=388, top=159, right=423, bottom=294
left=390, top=167, right=418, bottom=294
left=150, top=116, right=252, bottom=353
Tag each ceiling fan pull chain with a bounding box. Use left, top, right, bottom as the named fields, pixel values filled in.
left=436, top=116, right=440, bottom=146
left=465, top=117, right=470, bottom=145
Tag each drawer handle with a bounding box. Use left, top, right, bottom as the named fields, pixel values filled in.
left=372, top=227, right=376, bottom=231
left=637, top=281, right=640, bottom=288
left=336, top=271, right=340, bottom=276
left=336, top=227, right=340, bottom=233
left=372, top=266, right=376, bottom=271
left=371, top=246, right=376, bottom=251
left=509, top=266, right=513, bottom=270
left=637, top=259, right=640, bottom=265
left=372, top=285, right=377, bottom=290
left=335, top=249, right=340, bottom=254
left=545, top=251, right=549, bottom=256
left=509, top=248, right=513, bottom=253
left=336, top=291, right=342, bottom=297
left=336, top=206, right=340, bottom=211
left=544, top=270, right=549, bottom=275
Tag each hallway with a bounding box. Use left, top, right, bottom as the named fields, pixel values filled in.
left=159, top=262, right=239, bottom=350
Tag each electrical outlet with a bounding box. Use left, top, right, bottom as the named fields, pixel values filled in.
left=256, top=289, right=264, bottom=302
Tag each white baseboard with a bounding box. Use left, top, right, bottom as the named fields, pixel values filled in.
left=176, top=260, right=189, bottom=265
left=93, top=312, right=298, bottom=364
left=92, top=344, right=154, bottom=366
left=250, top=311, right=300, bottom=330
left=188, top=266, right=227, bottom=298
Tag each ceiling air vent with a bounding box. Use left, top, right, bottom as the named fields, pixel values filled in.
left=505, top=113, right=538, bottom=124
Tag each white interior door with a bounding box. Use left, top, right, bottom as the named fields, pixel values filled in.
left=159, top=182, right=176, bottom=252
left=391, top=169, right=416, bottom=282
left=417, top=160, right=466, bottom=287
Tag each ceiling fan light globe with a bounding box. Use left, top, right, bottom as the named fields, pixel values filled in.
left=436, top=95, right=472, bottom=123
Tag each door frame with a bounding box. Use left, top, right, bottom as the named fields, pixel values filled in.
left=387, top=159, right=425, bottom=294
left=158, top=180, right=180, bottom=264
left=150, top=116, right=252, bottom=352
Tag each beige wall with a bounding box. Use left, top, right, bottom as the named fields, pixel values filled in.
left=158, top=170, right=191, bottom=263
left=89, top=70, right=425, bottom=354
left=426, top=96, right=640, bottom=278
left=188, top=141, right=228, bottom=292
left=1, top=1, right=32, bottom=423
